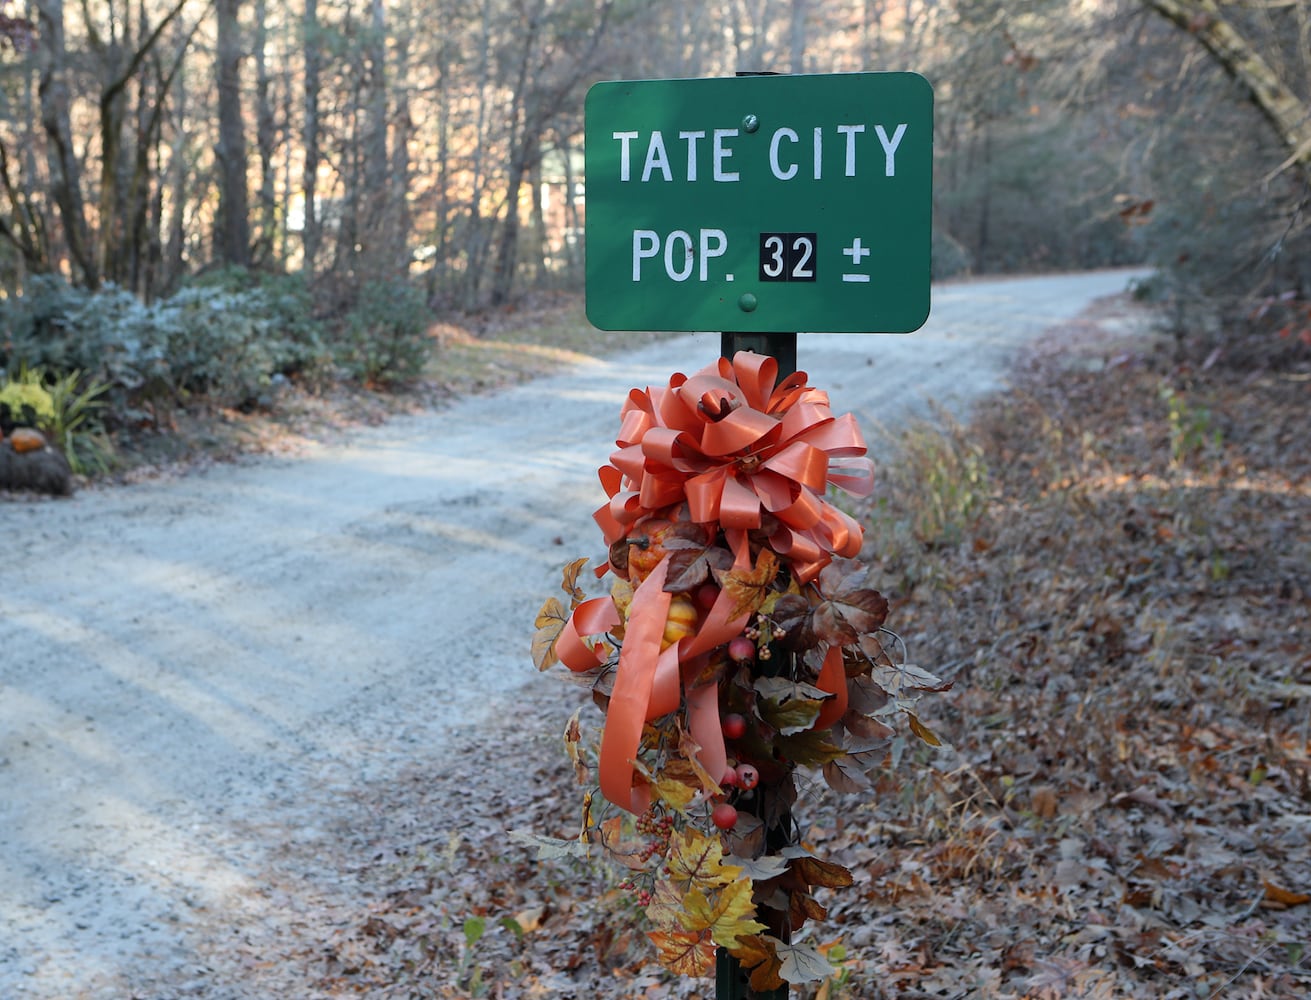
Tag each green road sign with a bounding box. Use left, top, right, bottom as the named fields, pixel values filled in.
left=584, top=72, right=934, bottom=334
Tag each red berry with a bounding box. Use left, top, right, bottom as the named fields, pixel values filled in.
left=694, top=583, right=720, bottom=610
left=720, top=766, right=739, bottom=789
left=722, top=713, right=748, bottom=741
left=712, top=803, right=738, bottom=830
left=735, top=764, right=760, bottom=790
left=728, top=636, right=756, bottom=664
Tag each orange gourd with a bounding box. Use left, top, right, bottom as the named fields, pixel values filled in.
left=9, top=428, right=46, bottom=453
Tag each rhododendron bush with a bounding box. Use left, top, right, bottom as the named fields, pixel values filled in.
left=532, top=352, right=945, bottom=989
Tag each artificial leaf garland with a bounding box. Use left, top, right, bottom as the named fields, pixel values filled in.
left=533, top=351, right=946, bottom=985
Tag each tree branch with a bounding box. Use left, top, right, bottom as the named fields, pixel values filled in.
left=1144, top=0, right=1311, bottom=181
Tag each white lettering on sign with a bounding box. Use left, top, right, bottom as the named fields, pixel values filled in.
left=699, top=229, right=727, bottom=279
left=769, top=128, right=799, bottom=180
left=837, top=124, right=864, bottom=176
left=713, top=129, right=739, bottom=182
left=632, top=229, right=729, bottom=281
left=875, top=123, right=907, bottom=177
left=613, top=131, right=640, bottom=181
left=632, top=230, right=659, bottom=279
left=642, top=132, right=672, bottom=182
left=679, top=130, right=706, bottom=181
left=614, top=124, right=909, bottom=181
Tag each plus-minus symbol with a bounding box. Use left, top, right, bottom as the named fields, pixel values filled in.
left=842, top=237, right=872, bottom=282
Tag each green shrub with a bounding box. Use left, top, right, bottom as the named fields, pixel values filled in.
left=335, top=279, right=432, bottom=386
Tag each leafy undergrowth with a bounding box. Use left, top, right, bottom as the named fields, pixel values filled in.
left=313, top=310, right=1310, bottom=999
left=66, top=292, right=681, bottom=488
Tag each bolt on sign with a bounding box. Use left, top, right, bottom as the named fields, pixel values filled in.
left=584, top=72, right=934, bottom=334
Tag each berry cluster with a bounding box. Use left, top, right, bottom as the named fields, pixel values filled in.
left=634, top=808, right=675, bottom=864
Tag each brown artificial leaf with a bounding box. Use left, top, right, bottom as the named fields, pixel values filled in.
left=789, top=890, right=827, bottom=926
left=776, top=727, right=846, bottom=768
left=807, top=571, right=891, bottom=650
left=643, top=877, right=683, bottom=930
left=664, top=535, right=734, bottom=593
left=716, top=548, right=781, bottom=621
left=730, top=934, right=785, bottom=993
left=822, top=753, right=870, bottom=793
left=560, top=556, right=589, bottom=606
left=532, top=596, right=568, bottom=671
left=563, top=707, right=588, bottom=785
left=770, top=592, right=815, bottom=650
left=754, top=676, right=828, bottom=735
left=840, top=710, right=897, bottom=751
left=845, top=674, right=891, bottom=715
left=855, top=631, right=895, bottom=669
left=786, top=852, right=855, bottom=890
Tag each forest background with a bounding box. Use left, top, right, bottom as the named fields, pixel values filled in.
left=0, top=0, right=1308, bottom=461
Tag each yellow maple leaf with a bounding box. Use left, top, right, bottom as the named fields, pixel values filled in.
left=644, top=878, right=682, bottom=931
left=648, top=928, right=717, bottom=977
left=665, top=827, right=744, bottom=893
left=680, top=877, right=768, bottom=951
left=651, top=771, right=698, bottom=812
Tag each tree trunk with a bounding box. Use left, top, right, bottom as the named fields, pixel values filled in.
left=36, top=0, right=97, bottom=287
left=164, top=57, right=188, bottom=291
left=302, top=0, right=322, bottom=274
left=253, top=0, right=278, bottom=265
left=215, top=0, right=250, bottom=267
left=789, top=0, right=806, bottom=74
left=392, top=24, right=413, bottom=274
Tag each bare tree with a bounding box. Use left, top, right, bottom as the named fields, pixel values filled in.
left=36, top=0, right=95, bottom=286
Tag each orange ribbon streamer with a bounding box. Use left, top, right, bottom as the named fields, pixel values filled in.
left=561, top=352, right=876, bottom=813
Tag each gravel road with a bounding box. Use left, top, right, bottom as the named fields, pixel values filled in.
left=0, top=270, right=1147, bottom=998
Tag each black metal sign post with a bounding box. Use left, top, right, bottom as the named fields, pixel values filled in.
left=715, top=330, right=795, bottom=1000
